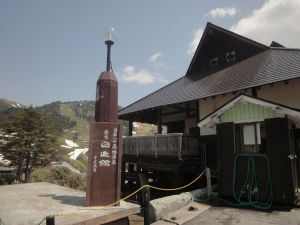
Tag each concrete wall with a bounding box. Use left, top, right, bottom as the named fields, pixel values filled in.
left=257, top=78, right=300, bottom=109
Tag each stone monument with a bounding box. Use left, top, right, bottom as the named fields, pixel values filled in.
left=86, top=28, right=123, bottom=206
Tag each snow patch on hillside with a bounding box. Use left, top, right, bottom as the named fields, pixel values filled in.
left=0, top=154, right=11, bottom=165
left=10, top=103, right=22, bottom=108
left=61, top=145, right=72, bottom=149
left=68, top=148, right=88, bottom=160
left=65, top=140, right=79, bottom=147
left=61, top=139, right=79, bottom=149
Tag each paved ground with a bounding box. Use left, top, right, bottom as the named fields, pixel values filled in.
left=0, top=182, right=140, bottom=225
left=152, top=201, right=210, bottom=225
left=153, top=201, right=300, bottom=225
left=2, top=183, right=300, bottom=225
left=186, top=204, right=300, bottom=225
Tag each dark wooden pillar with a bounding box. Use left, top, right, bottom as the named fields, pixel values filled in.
left=157, top=108, right=162, bottom=134
left=138, top=172, right=151, bottom=225
left=129, top=119, right=133, bottom=136
left=196, top=100, right=200, bottom=122
left=186, top=102, right=190, bottom=118
left=46, top=216, right=55, bottom=225
left=86, top=70, right=123, bottom=207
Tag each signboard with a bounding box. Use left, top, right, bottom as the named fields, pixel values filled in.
left=86, top=122, right=123, bottom=206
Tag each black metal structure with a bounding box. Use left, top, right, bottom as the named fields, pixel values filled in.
left=217, top=118, right=299, bottom=205
left=105, top=40, right=114, bottom=72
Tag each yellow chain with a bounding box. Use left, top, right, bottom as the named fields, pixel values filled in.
left=52, top=170, right=205, bottom=217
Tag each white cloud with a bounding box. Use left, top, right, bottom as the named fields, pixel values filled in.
left=231, top=0, right=300, bottom=48
left=119, top=66, right=168, bottom=85
left=148, top=51, right=170, bottom=70
left=187, top=28, right=203, bottom=56
left=208, top=7, right=237, bottom=18
left=149, top=52, right=163, bottom=62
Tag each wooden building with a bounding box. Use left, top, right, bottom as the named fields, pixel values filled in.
left=118, top=22, right=300, bottom=205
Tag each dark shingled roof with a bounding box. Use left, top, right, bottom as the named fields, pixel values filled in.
left=119, top=48, right=300, bottom=116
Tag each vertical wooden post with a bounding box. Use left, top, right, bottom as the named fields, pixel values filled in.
left=138, top=172, right=151, bottom=225
left=129, top=119, right=133, bottom=136
left=174, top=166, right=183, bottom=194
left=127, top=163, right=135, bottom=198
left=46, top=216, right=55, bottom=225
left=196, top=100, right=200, bottom=122
left=186, top=102, right=190, bottom=118
left=143, top=186, right=151, bottom=225
left=86, top=70, right=123, bottom=207
left=157, top=108, right=162, bottom=134
left=206, top=167, right=212, bottom=197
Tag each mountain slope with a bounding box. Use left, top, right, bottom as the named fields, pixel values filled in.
left=0, top=98, right=24, bottom=121
left=0, top=98, right=24, bottom=111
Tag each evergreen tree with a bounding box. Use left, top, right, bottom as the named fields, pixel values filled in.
left=0, top=107, right=59, bottom=182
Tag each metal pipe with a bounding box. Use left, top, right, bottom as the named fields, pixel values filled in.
left=105, top=40, right=114, bottom=72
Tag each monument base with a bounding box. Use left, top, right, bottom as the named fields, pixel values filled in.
left=86, top=122, right=123, bottom=206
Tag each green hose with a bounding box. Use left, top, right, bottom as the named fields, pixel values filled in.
left=232, top=154, right=273, bottom=210
left=183, top=153, right=273, bottom=210
left=0, top=218, right=6, bottom=225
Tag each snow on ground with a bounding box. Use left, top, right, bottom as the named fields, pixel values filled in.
left=133, top=122, right=139, bottom=128
left=10, top=104, right=22, bottom=108
left=68, top=148, right=88, bottom=160
left=0, top=154, right=11, bottom=165
left=64, top=140, right=79, bottom=148
left=61, top=145, right=72, bottom=149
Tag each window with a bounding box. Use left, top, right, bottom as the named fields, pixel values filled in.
left=243, top=124, right=260, bottom=145
left=235, top=123, right=265, bottom=154
left=226, top=51, right=236, bottom=62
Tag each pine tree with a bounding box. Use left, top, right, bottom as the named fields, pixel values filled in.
left=0, top=107, right=59, bottom=182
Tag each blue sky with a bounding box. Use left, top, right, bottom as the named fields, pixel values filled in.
left=1, top=0, right=300, bottom=107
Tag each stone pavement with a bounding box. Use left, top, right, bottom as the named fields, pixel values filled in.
left=153, top=201, right=300, bottom=225
left=186, top=205, right=300, bottom=225
left=0, top=182, right=140, bottom=225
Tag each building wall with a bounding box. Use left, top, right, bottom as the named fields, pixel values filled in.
left=220, top=102, right=276, bottom=122
left=159, top=78, right=300, bottom=135
left=257, top=78, right=300, bottom=109
left=198, top=77, right=300, bottom=122
left=199, top=89, right=250, bottom=120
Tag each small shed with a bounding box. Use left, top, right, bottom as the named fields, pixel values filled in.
left=198, top=94, right=300, bottom=205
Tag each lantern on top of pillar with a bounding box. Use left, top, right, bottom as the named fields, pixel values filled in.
left=86, top=27, right=123, bottom=207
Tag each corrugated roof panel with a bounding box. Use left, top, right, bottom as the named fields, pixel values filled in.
left=119, top=49, right=300, bottom=116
